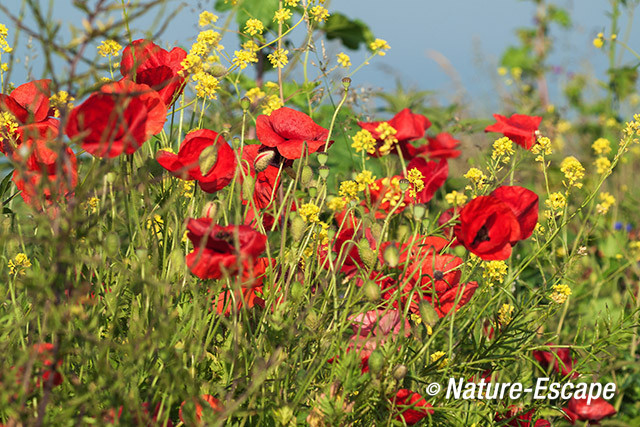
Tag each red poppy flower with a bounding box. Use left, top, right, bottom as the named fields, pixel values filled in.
left=120, top=39, right=188, bottom=107
left=156, top=129, right=236, bottom=193
left=491, top=186, right=539, bottom=241
left=358, top=108, right=431, bottom=158
left=65, top=78, right=167, bottom=158
left=256, top=107, right=330, bottom=161
left=392, top=389, right=433, bottom=425
left=11, top=119, right=77, bottom=208
left=485, top=113, right=542, bottom=150
left=532, top=345, right=578, bottom=378
left=179, top=394, right=222, bottom=425
left=185, top=219, right=268, bottom=280
left=423, top=132, right=461, bottom=159
left=454, top=195, right=522, bottom=260
left=405, top=157, right=448, bottom=203
left=495, top=406, right=550, bottom=427
left=437, top=207, right=460, bottom=241
left=0, top=79, right=51, bottom=125
left=563, top=397, right=616, bottom=424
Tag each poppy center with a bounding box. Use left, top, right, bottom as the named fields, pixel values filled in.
left=215, top=230, right=234, bottom=243
left=472, top=225, right=490, bottom=246
left=434, top=270, right=444, bottom=281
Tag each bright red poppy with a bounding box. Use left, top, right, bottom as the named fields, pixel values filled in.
left=156, top=129, right=236, bottom=193
left=185, top=219, right=268, bottom=280
left=491, top=185, right=539, bottom=241
left=120, top=39, right=188, bottom=107
left=454, top=195, right=522, bottom=260
left=179, top=394, right=222, bottom=425
left=358, top=108, right=431, bottom=158
left=65, top=78, right=167, bottom=158
left=256, top=107, right=330, bottom=161
left=423, top=132, right=461, bottom=159
left=0, top=79, right=51, bottom=125
left=563, top=397, right=616, bottom=424
left=532, top=345, right=578, bottom=378
left=405, top=157, right=448, bottom=203
left=392, top=389, right=433, bottom=425
left=485, top=113, right=542, bottom=150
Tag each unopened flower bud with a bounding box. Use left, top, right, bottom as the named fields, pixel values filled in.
left=316, top=151, right=328, bottom=165
left=318, top=165, right=330, bottom=180
left=362, top=279, right=380, bottom=302
left=199, top=144, right=219, bottom=176
left=398, top=178, right=410, bottom=192
left=392, top=364, right=408, bottom=381
left=301, top=165, right=313, bottom=187
left=358, top=239, right=377, bottom=269
left=290, top=215, right=306, bottom=242
left=419, top=300, right=440, bottom=327
left=370, top=223, right=382, bottom=242
left=202, top=201, right=218, bottom=219
left=209, top=64, right=228, bottom=77
left=368, top=349, right=384, bottom=374
left=413, top=203, right=426, bottom=221
left=290, top=281, right=303, bottom=301
left=254, top=150, right=275, bottom=172
left=382, top=243, right=399, bottom=268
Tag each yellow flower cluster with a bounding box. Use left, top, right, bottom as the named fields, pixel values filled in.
left=369, top=38, right=390, bottom=56
left=545, top=192, right=566, bottom=213
left=180, top=180, right=195, bottom=199
left=375, top=122, right=398, bottom=155
left=463, top=167, right=487, bottom=189
left=337, top=52, right=351, bottom=68
left=299, top=202, right=320, bottom=223
left=309, top=5, right=330, bottom=22
left=268, top=48, right=289, bottom=69
left=49, top=90, right=75, bottom=117
left=262, top=94, right=284, bottom=115
left=181, top=29, right=223, bottom=76
left=244, top=18, right=264, bottom=36
left=84, top=197, right=100, bottom=214
left=339, top=180, right=359, bottom=201
left=355, top=170, right=377, bottom=191
left=491, top=137, right=515, bottom=163
left=97, top=40, right=122, bottom=57
left=430, top=351, right=448, bottom=369
left=406, top=167, right=425, bottom=198
left=327, top=196, right=347, bottom=212
left=531, top=136, right=552, bottom=162
left=594, top=157, right=611, bottom=175
left=497, top=304, right=514, bottom=326
left=8, top=253, right=31, bottom=276
left=351, top=129, right=377, bottom=154
left=622, top=114, right=640, bottom=143
left=0, top=111, right=18, bottom=140
left=596, top=192, right=615, bottom=215
left=592, top=138, right=612, bottom=155
left=379, top=177, right=405, bottom=208
left=146, top=214, right=164, bottom=239
left=549, top=283, right=571, bottom=304
left=246, top=87, right=266, bottom=103
left=445, top=190, right=467, bottom=206
left=482, top=260, right=508, bottom=286
left=284, top=0, right=300, bottom=6
left=233, top=49, right=258, bottom=70
left=0, top=23, right=11, bottom=54
left=593, top=32, right=604, bottom=48
left=273, top=8, right=292, bottom=24
left=199, top=11, right=218, bottom=27
left=194, top=72, right=219, bottom=99
left=560, top=156, right=585, bottom=188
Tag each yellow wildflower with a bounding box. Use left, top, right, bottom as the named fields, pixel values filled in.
left=337, top=52, right=351, bottom=68
left=351, top=129, right=376, bottom=154
left=593, top=33, right=604, bottom=48
left=146, top=214, right=164, bottom=239
left=233, top=49, right=258, bottom=69
left=244, top=18, right=264, bottom=36
left=445, top=191, right=467, bottom=206
left=199, top=11, right=218, bottom=27
left=482, top=260, right=508, bottom=286
left=268, top=48, right=289, bottom=69
left=309, top=5, right=330, bottom=23
left=463, top=167, right=486, bottom=189
left=549, top=284, right=571, bottom=304
left=375, top=122, right=398, bottom=155
left=193, top=72, right=219, bottom=99
left=246, top=87, right=266, bottom=103
left=498, top=304, right=514, bottom=326
left=369, top=38, right=390, bottom=55
left=592, top=137, right=611, bottom=155
left=261, top=94, right=283, bottom=115
left=492, top=137, right=515, bottom=163
left=328, top=196, right=347, bottom=211
left=406, top=167, right=425, bottom=198
left=594, top=157, right=611, bottom=175
left=560, top=156, right=585, bottom=188
left=284, top=0, right=300, bottom=6
left=545, top=192, right=566, bottom=212
left=0, top=23, right=11, bottom=53
left=596, top=192, right=615, bottom=215
left=97, top=40, right=122, bottom=57
left=8, top=253, right=32, bottom=276
left=339, top=180, right=359, bottom=201
left=273, top=8, right=292, bottom=24
left=430, top=351, right=449, bottom=369
left=531, top=136, right=552, bottom=161
left=355, top=170, right=377, bottom=191
left=299, top=202, right=320, bottom=223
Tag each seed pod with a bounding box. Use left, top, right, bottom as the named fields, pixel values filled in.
left=240, top=96, right=251, bottom=111
left=199, top=144, right=219, bottom=176
left=398, top=178, right=410, bottom=192
left=316, top=151, right=328, bottom=165
left=318, top=165, right=330, bottom=180
left=368, top=350, right=384, bottom=375
left=300, top=165, right=313, bottom=187
left=413, top=203, right=426, bottom=221
left=308, top=186, right=318, bottom=197
left=382, top=243, right=399, bottom=268
left=209, top=64, right=228, bottom=77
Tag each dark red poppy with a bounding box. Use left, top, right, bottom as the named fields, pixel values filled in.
left=358, top=108, right=431, bottom=158
left=120, top=39, right=188, bottom=107
left=185, top=219, right=268, bottom=280
left=156, top=129, right=236, bottom=193
left=405, top=157, right=448, bottom=203
left=495, top=406, right=550, bottom=427
left=437, top=207, right=460, bottom=241
left=563, top=397, right=616, bottom=424
left=392, top=389, right=433, bottom=425
left=423, top=132, right=461, bottom=159
left=532, top=345, right=578, bottom=378
left=491, top=186, right=539, bottom=241
left=454, top=196, right=521, bottom=260
left=179, top=394, right=222, bottom=425
left=0, top=79, right=51, bottom=125
left=65, top=78, right=167, bottom=158
left=485, top=113, right=542, bottom=150
left=11, top=119, right=77, bottom=208
left=256, top=107, right=330, bottom=161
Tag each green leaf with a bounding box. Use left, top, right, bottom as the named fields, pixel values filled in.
left=548, top=6, right=571, bottom=28
left=322, top=13, right=374, bottom=50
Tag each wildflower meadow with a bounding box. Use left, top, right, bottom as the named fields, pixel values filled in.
left=1, top=0, right=640, bottom=425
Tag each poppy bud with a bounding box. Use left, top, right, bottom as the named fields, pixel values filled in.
left=300, top=165, right=313, bottom=187
left=318, top=165, right=330, bottom=180
left=254, top=150, right=276, bottom=172
left=202, top=201, right=217, bottom=219
left=370, top=223, right=382, bottom=242
left=419, top=300, right=440, bottom=327
left=290, top=215, right=306, bottom=242
left=199, top=144, right=219, bottom=176
left=316, top=151, right=328, bottom=166
left=290, top=281, right=303, bottom=301
left=398, top=178, right=410, bottom=192
left=106, top=172, right=117, bottom=184
left=305, top=310, right=320, bottom=330
left=105, top=232, right=120, bottom=256
left=382, top=243, right=399, bottom=268
left=240, top=96, right=251, bottom=111
left=242, top=175, right=255, bottom=199
left=368, top=350, right=384, bottom=374
left=362, top=279, right=380, bottom=302
left=413, top=203, right=426, bottom=221
left=358, top=239, right=377, bottom=269
left=209, top=64, right=228, bottom=77
left=392, top=364, right=408, bottom=381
